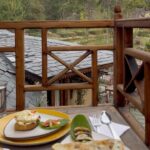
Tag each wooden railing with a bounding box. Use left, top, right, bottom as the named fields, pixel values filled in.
left=0, top=5, right=150, bottom=146
left=0, top=11, right=117, bottom=110
left=114, top=18, right=150, bottom=146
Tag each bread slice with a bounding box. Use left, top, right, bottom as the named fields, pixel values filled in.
left=14, top=110, right=40, bottom=131
left=15, top=122, right=38, bottom=131
left=52, top=139, right=125, bottom=150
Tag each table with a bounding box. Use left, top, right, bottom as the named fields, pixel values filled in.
left=1, top=105, right=149, bottom=150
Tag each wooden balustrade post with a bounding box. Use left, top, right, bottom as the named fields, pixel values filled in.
left=144, top=62, right=150, bottom=146
left=114, top=5, right=126, bottom=107
left=15, top=29, right=25, bottom=110
left=42, top=29, right=48, bottom=86
left=92, top=50, right=98, bottom=106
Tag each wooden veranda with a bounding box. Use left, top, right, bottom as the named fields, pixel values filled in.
left=0, top=6, right=150, bottom=147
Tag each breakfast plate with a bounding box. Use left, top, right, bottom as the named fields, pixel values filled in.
left=4, top=112, right=69, bottom=140
left=0, top=108, right=71, bottom=146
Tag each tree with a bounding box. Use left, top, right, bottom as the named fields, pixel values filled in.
left=0, top=0, right=45, bottom=21
left=0, top=0, right=25, bottom=21
left=23, top=0, right=45, bottom=20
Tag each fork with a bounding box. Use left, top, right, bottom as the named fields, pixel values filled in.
left=89, top=114, right=101, bottom=132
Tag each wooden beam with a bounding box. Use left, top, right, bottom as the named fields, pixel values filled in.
left=119, top=107, right=145, bottom=142
left=25, top=83, right=93, bottom=91
left=113, top=5, right=125, bottom=107
left=117, top=84, right=143, bottom=114
left=15, top=29, right=25, bottom=110
left=91, top=50, right=98, bottom=106
left=49, top=52, right=92, bottom=83
left=48, top=51, right=91, bottom=85
left=47, top=90, right=55, bottom=106
left=0, top=20, right=114, bottom=29
left=47, top=45, right=114, bottom=51
left=42, top=29, right=48, bottom=86
left=125, top=48, right=150, bottom=63
left=0, top=47, right=15, bottom=52
left=114, top=26, right=125, bottom=106
left=144, top=62, right=150, bottom=146
left=116, top=18, right=150, bottom=28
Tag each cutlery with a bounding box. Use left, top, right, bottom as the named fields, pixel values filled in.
left=100, top=111, right=121, bottom=140
left=89, top=114, right=101, bottom=132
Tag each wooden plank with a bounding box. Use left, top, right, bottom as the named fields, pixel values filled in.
left=117, top=84, right=143, bottom=114
left=124, top=56, right=144, bottom=101
left=119, top=107, right=145, bottom=142
left=116, top=18, right=150, bottom=28
left=24, top=83, right=93, bottom=91
left=113, top=6, right=125, bottom=107
left=48, top=51, right=91, bottom=85
left=91, top=50, right=98, bottom=106
left=0, top=20, right=114, bottom=29
left=47, top=45, right=114, bottom=51
left=42, top=29, right=48, bottom=86
left=0, top=47, right=15, bottom=52
left=125, top=48, right=150, bottom=63
left=114, top=27, right=125, bottom=107
left=124, top=57, right=136, bottom=93
left=15, top=29, right=25, bottom=110
left=49, top=52, right=92, bottom=83
left=47, top=91, right=55, bottom=106
left=48, top=68, right=69, bottom=85
left=124, top=57, right=144, bottom=102
left=122, top=27, right=133, bottom=100
left=134, top=80, right=144, bottom=102
left=144, top=62, right=150, bottom=146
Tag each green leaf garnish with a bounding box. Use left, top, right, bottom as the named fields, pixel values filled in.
left=39, top=119, right=69, bottom=130
left=70, top=114, right=91, bottom=140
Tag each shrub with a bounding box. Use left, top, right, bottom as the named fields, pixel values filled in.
left=145, top=41, right=150, bottom=51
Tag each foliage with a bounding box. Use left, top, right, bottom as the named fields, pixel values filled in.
left=75, top=89, right=86, bottom=105
left=0, top=0, right=45, bottom=21
left=0, top=0, right=148, bottom=21
left=145, top=41, right=150, bottom=51
left=0, top=0, right=25, bottom=21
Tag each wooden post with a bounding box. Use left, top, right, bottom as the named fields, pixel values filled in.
left=42, top=29, right=48, bottom=86
left=15, top=29, right=25, bottom=110
left=114, top=5, right=126, bottom=107
left=47, top=91, right=55, bottom=106
left=91, top=50, right=98, bottom=106
left=144, top=62, right=150, bottom=146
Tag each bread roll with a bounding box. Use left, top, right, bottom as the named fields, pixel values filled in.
left=14, top=110, right=40, bottom=131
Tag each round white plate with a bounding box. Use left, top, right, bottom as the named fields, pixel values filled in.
left=4, top=113, right=63, bottom=140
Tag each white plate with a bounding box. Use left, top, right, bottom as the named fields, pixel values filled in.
left=61, top=131, right=130, bottom=150
left=4, top=113, right=63, bottom=140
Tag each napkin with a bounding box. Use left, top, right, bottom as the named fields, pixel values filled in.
left=89, top=116, right=130, bottom=138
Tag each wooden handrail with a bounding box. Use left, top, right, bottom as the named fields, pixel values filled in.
left=117, top=84, right=143, bottom=114
left=125, top=48, right=150, bottom=63
left=0, top=20, right=114, bottom=29
left=47, top=45, right=114, bottom=51
left=24, top=83, right=93, bottom=91
left=116, top=18, right=150, bottom=28
left=0, top=47, right=15, bottom=52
